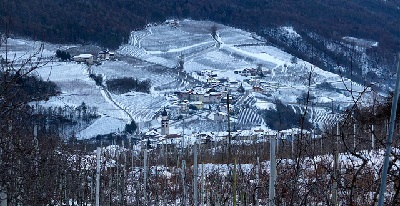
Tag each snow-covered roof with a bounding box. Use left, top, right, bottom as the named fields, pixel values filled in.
left=191, top=101, right=203, bottom=105
left=145, top=130, right=160, bottom=136
left=74, top=54, right=93, bottom=58
left=209, top=92, right=221, bottom=96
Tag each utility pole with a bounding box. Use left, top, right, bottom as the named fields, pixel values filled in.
left=269, top=136, right=276, bottom=206
left=378, top=54, right=400, bottom=206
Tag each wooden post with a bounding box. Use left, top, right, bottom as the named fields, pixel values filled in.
left=34, top=125, right=39, bottom=174
left=291, top=134, right=294, bottom=155
left=332, top=124, right=339, bottom=206
left=353, top=123, right=356, bottom=149
left=144, top=148, right=148, bottom=205
left=269, top=136, right=276, bottom=206
left=255, top=157, right=260, bottom=206
left=193, top=140, right=198, bottom=205
left=96, top=147, right=101, bottom=206
left=378, top=54, right=400, bottom=206
left=182, top=160, right=187, bottom=206
left=0, top=123, right=11, bottom=206
left=371, top=124, right=375, bottom=150
left=233, top=159, right=237, bottom=206
left=201, top=163, right=205, bottom=205
left=227, top=93, right=231, bottom=158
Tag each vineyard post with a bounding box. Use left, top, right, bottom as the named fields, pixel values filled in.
left=144, top=148, right=148, bottom=205
left=201, top=163, right=205, bottom=205
left=255, top=156, right=260, bottom=206
left=269, top=136, right=276, bottom=206
left=182, top=160, right=187, bottom=206
left=378, top=54, right=400, bottom=206
left=95, top=147, right=101, bottom=206
left=332, top=124, right=339, bottom=206
left=194, top=139, right=198, bottom=205
left=233, top=159, right=237, bottom=206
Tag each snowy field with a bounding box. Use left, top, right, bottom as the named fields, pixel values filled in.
left=34, top=62, right=131, bottom=139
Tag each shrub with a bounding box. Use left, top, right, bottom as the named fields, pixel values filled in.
left=125, top=120, right=137, bottom=134
left=262, top=99, right=312, bottom=130
left=89, top=74, right=103, bottom=86
left=316, top=81, right=335, bottom=91
left=55, top=50, right=71, bottom=61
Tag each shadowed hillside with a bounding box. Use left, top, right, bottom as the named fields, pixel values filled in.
left=1, top=0, right=400, bottom=52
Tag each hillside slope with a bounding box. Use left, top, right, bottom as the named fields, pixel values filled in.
left=2, top=0, right=400, bottom=52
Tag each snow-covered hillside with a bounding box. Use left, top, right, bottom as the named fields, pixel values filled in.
left=2, top=19, right=382, bottom=139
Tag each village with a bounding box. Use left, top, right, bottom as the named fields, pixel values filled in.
left=70, top=45, right=317, bottom=150
left=136, top=64, right=313, bottom=150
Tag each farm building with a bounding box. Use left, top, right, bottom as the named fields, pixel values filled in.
left=73, top=54, right=94, bottom=64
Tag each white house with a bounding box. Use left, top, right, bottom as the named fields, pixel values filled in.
left=209, top=92, right=222, bottom=103
left=73, top=54, right=94, bottom=64
left=179, top=102, right=189, bottom=113
left=98, top=50, right=115, bottom=60
left=203, top=92, right=222, bottom=104
left=190, top=87, right=206, bottom=102
left=204, top=92, right=222, bottom=104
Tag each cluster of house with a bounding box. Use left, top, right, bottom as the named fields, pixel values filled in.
left=141, top=125, right=312, bottom=149
left=234, top=67, right=264, bottom=77
left=73, top=50, right=115, bottom=64
left=165, top=67, right=277, bottom=123
left=195, top=68, right=276, bottom=95
left=167, top=85, right=234, bottom=117
left=139, top=65, right=316, bottom=148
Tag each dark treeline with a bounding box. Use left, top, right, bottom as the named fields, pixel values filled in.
left=106, top=77, right=151, bottom=94
left=0, top=71, right=60, bottom=104
left=262, top=99, right=312, bottom=131
left=1, top=0, right=400, bottom=53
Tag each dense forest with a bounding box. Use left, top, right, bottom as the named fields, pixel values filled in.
left=1, top=0, right=400, bottom=53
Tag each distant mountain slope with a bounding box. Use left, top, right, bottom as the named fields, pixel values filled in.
left=2, top=0, right=399, bottom=84
left=2, top=0, right=400, bottom=51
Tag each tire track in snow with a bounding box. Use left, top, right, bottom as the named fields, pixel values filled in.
left=100, top=85, right=134, bottom=122
left=86, top=66, right=134, bottom=123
